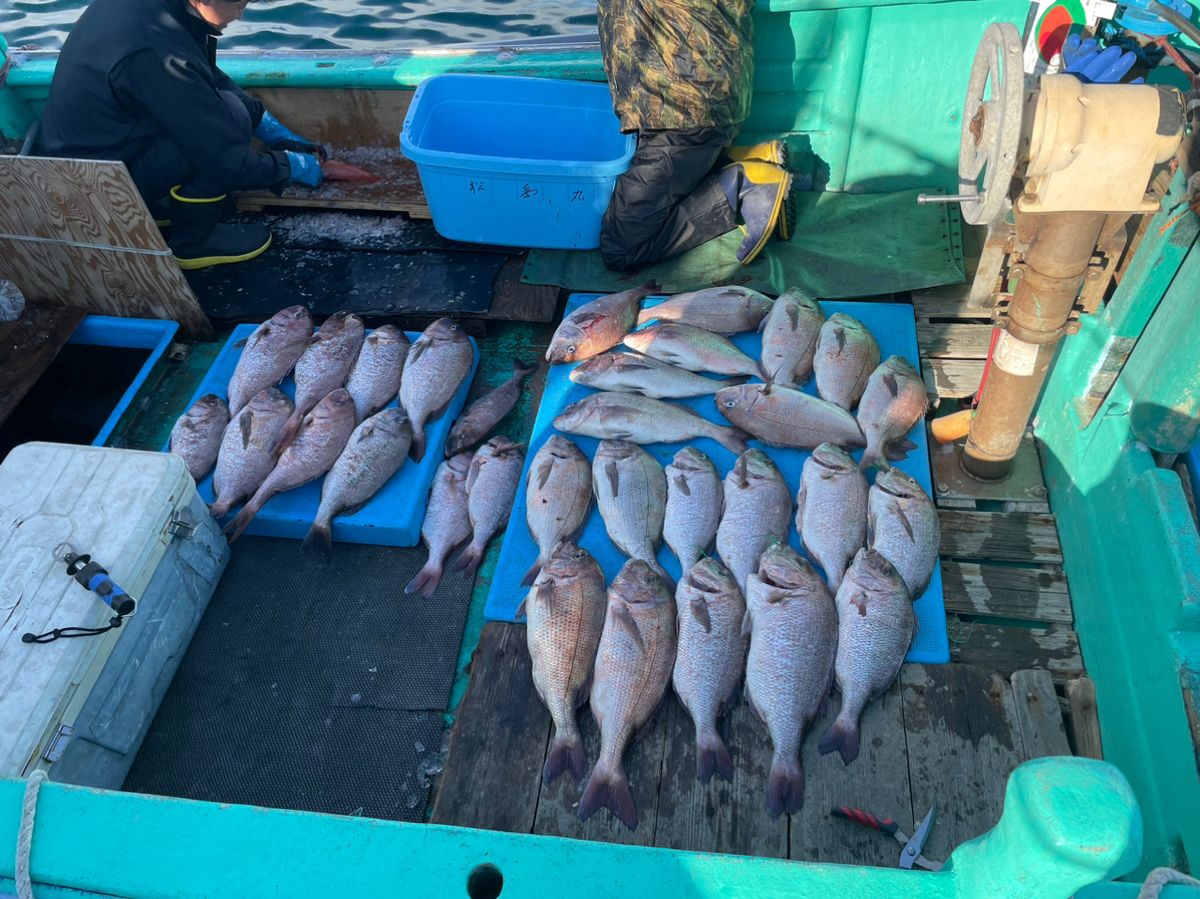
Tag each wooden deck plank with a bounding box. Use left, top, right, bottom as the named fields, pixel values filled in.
left=1065, top=677, right=1103, bottom=759
left=938, top=510, right=1063, bottom=563
left=653, top=697, right=787, bottom=858
left=948, top=622, right=1083, bottom=678
left=790, top=680, right=915, bottom=868
left=488, top=256, right=560, bottom=323
left=534, top=694, right=669, bottom=846
left=430, top=622, right=549, bottom=833
left=1011, top=670, right=1071, bottom=758
left=901, top=664, right=1023, bottom=862
left=939, top=561, right=1073, bottom=624
left=922, top=358, right=983, bottom=400
left=911, top=287, right=990, bottom=319
left=0, top=303, right=86, bottom=429
left=917, top=322, right=994, bottom=359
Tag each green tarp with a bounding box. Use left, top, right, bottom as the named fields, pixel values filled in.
left=522, top=188, right=965, bottom=298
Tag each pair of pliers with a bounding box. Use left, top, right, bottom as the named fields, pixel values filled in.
left=830, top=804, right=943, bottom=871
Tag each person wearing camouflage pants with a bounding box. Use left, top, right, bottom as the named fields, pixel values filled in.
left=598, top=0, right=794, bottom=271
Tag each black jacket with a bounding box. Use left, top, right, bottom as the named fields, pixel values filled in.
left=40, top=0, right=289, bottom=192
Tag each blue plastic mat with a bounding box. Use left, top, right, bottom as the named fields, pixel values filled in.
left=172, top=324, right=478, bottom=547
left=484, top=295, right=949, bottom=664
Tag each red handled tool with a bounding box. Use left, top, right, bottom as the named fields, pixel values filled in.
left=830, top=804, right=943, bottom=871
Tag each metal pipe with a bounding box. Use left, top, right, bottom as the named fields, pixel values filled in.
left=962, top=211, right=1108, bottom=480
left=1149, top=1, right=1200, bottom=50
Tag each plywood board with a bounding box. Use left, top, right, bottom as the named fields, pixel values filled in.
left=0, top=156, right=210, bottom=338
left=0, top=303, right=86, bottom=428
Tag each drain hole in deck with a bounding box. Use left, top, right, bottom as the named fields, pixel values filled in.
left=466, top=863, right=503, bottom=898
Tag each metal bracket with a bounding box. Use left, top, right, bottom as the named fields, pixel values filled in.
left=43, top=724, right=74, bottom=763
left=168, top=507, right=197, bottom=540
left=931, top=431, right=1049, bottom=504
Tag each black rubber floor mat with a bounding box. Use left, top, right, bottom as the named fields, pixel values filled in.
left=124, top=537, right=472, bottom=820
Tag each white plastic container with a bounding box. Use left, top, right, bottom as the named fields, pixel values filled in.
left=0, top=443, right=228, bottom=787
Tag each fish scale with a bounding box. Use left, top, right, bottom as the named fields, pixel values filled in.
left=635, top=286, right=774, bottom=334
left=814, top=313, right=881, bottom=410
left=715, top=382, right=865, bottom=450
left=345, top=325, right=409, bottom=424
left=400, top=317, right=474, bottom=462
left=405, top=452, right=474, bottom=598
left=868, top=468, right=940, bottom=599
left=169, top=394, right=228, bottom=482
left=523, top=435, right=592, bottom=586
left=226, top=304, right=313, bottom=417
left=592, top=440, right=669, bottom=585
left=210, top=388, right=293, bottom=518
left=797, top=443, right=868, bottom=592
left=663, top=447, right=722, bottom=580
left=716, top=449, right=792, bottom=595
left=455, top=436, right=525, bottom=578
left=554, top=391, right=749, bottom=455
left=858, top=355, right=928, bottom=470
left=624, top=322, right=761, bottom=378
left=273, top=311, right=365, bottom=453
left=759, top=288, right=825, bottom=386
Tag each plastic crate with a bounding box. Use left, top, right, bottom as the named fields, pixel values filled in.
left=400, top=74, right=636, bottom=249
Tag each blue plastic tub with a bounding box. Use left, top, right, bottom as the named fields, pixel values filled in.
left=401, top=74, right=636, bottom=250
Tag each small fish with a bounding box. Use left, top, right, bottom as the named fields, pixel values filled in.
left=321, top=159, right=379, bottom=183
left=663, top=447, right=722, bottom=581
left=523, top=435, right=592, bottom=586
left=446, top=359, right=538, bottom=456
left=857, top=356, right=927, bottom=470
left=623, top=322, right=760, bottom=378
left=758, top=288, right=824, bottom=386
left=226, top=305, right=313, bottom=417
left=672, top=558, right=746, bottom=783
left=546, top=282, right=659, bottom=364
left=868, top=467, right=940, bottom=600
left=210, top=388, right=294, bottom=518
left=405, top=452, right=474, bottom=597
left=520, top=542, right=607, bottom=784
left=636, top=286, right=774, bottom=334
left=591, top=440, right=671, bottom=587
left=345, top=325, right=409, bottom=424
left=796, top=443, right=868, bottom=592
left=578, top=559, right=677, bottom=831
left=303, top=407, right=412, bottom=558
left=554, top=391, right=749, bottom=456
left=399, top=317, right=474, bottom=461
left=454, top=436, right=525, bottom=578
left=814, top=313, right=880, bottom=411
left=819, top=548, right=914, bottom=765
left=744, top=543, right=838, bottom=817
left=715, top=382, right=865, bottom=450
left=225, top=388, right=357, bottom=541
left=569, top=351, right=747, bottom=399
left=169, top=394, right=228, bottom=482
left=272, top=311, right=365, bottom=454
left=716, top=449, right=792, bottom=595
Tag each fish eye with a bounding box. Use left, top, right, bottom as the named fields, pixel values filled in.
left=723, top=398, right=737, bottom=408
left=567, top=344, right=577, bottom=354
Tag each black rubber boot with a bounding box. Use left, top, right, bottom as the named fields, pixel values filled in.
left=717, top=161, right=793, bottom=265
left=168, top=186, right=272, bottom=270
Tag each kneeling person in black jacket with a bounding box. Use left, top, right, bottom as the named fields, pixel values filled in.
left=40, top=0, right=324, bottom=269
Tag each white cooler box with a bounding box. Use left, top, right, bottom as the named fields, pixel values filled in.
left=0, top=443, right=228, bottom=788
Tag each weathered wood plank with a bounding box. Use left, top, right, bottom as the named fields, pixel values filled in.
left=488, top=256, right=560, bottom=323
left=0, top=303, right=86, bottom=429
left=1011, top=669, right=1071, bottom=758
left=534, top=692, right=669, bottom=846
left=653, top=697, right=787, bottom=858
left=791, top=679, right=914, bottom=867
left=922, top=357, right=984, bottom=400
left=901, top=664, right=1023, bottom=862
left=948, top=622, right=1083, bottom=678
left=938, top=510, right=1063, bottom=563
left=939, top=561, right=1073, bottom=624
left=917, top=321, right=994, bottom=359
left=911, top=286, right=991, bottom=319
left=1065, top=677, right=1103, bottom=759
left=430, top=622, right=548, bottom=833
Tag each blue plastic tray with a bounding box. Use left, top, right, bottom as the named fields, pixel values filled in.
left=71, top=315, right=179, bottom=447
left=484, top=295, right=950, bottom=664
left=172, top=323, right=478, bottom=547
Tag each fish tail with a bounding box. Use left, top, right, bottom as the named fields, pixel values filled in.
left=765, top=752, right=806, bottom=818
left=208, top=495, right=233, bottom=519
left=270, top=411, right=303, bottom=456
left=410, top=424, right=427, bottom=462
left=453, top=541, right=485, bottom=579
left=223, top=493, right=265, bottom=543
left=404, top=556, right=444, bottom=598
left=520, top=556, right=544, bottom=587
left=543, top=727, right=587, bottom=784
left=635, top=307, right=654, bottom=326
left=695, top=729, right=735, bottom=785
left=818, top=711, right=862, bottom=765
left=513, top=358, right=538, bottom=376
left=859, top=439, right=888, bottom=472
left=716, top=426, right=751, bottom=456
left=301, top=519, right=333, bottom=561
left=578, top=760, right=638, bottom=830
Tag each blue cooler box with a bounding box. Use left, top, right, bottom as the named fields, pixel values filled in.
left=401, top=74, right=636, bottom=250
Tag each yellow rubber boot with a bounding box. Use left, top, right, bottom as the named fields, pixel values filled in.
left=718, top=161, right=793, bottom=266
left=168, top=185, right=272, bottom=270
left=724, top=139, right=789, bottom=168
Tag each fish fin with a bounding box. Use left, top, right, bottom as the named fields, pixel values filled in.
left=301, top=521, right=334, bottom=562
left=407, top=339, right=428, bottom=367
left=735, top=453, right=749, bottom=489
left=452, top=542, right=485, bottom=579
left=536, top=578, right=554, bottom=615
left=635, top=307, right=654, bottom=327
left=696, top=732, right=735, bottom=785
left=514, top=595, right=529, bottom=619
left=716, top=426, right=750, bottom=456
left=689, top=597, right=712, bottom=633
left=885, top=438, right=918, bottom=462
left=232, top=336, right=250, bottom=350
left=513, top=358, right=538, bottom=377
left=859, top=446, right=887, bottom=472
left=357, top=424, right=375, bottom=444
left=270, top=411, right=303, bottom=456
left=765, top=755, right=806, bottom=818
left=785, top=301, right=799, bottom=331
left=895, top=503, right=915, bottom=542
left=795, top=480, right=807, bottom=530
left=544, top=732, right=587, bottom=784
left=723, top=374, right=752, bottom=388
left=650, top=560, right=677, bottom=596
left=605, top=460, right=620, bottom=497
left=866, top=509, right=876, bottom=546
left=535, top=459, right=554, bottom=490
left=745, top=685, right=766, bottom=725
left=834, top=326, right=846, bottom=353
left=520, top=557, right=544, bottom=587
left=818, top=712, right=862, bottom=765
left=404, top=558, right=444, bottom=598
left=409, top=426, right=426, bottom=462
left=613, top=601, right=644, bottom=650
left=672, top=473, right=691, bottom=497
left=239, top=412, right=253, bottom=450
left=578, top=762, right=638, bottom=830
left=741, top=608, right=753, bottom=637
left=883, top=372, right=899, bottom=398
left=222, top=493, right=265, bottom=543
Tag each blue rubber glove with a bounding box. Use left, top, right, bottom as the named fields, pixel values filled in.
left=1062, top=34, right=1142, bottom=83
left=256, top=110, right=327, bottom=159
left=286, top=150, right=324, bottom=188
